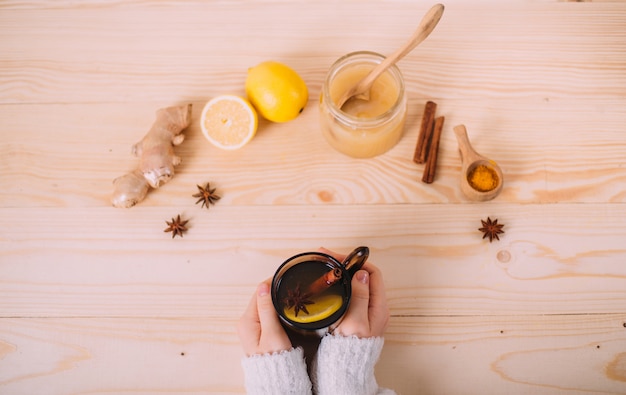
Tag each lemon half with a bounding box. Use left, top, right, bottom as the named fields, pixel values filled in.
left=245, top=61, right=308, bottom=123
left=200, top=95, right=258, bottom=150
left=283, top=294, right=343, bottom=324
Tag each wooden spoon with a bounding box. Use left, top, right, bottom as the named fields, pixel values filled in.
left=337, top=3, right=445, bottom=110
left=453, top=124, right=504, bottom=201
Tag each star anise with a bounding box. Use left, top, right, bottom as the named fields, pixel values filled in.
left=193, top=183, right=221, bottom=209
left=479, top=217, right=505, bottom=242
left=164, top=214, right=189, bottom=238
left=283, top=284, right=314, bottom=317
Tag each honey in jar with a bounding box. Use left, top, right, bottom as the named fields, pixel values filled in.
left=320, top=51, right=407, bottom=158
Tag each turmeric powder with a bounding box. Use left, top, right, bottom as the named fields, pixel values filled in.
left=467, top=164, right=499, bottom=192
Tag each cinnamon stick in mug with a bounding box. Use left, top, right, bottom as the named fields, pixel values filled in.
left=307, top=267, right=343, bottom=295
left=422, top=116, right=445, bottom=184
left=414, top=101, right=437, bottom=164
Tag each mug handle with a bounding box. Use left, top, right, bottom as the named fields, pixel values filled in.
left=341, top=246, right=369, bottom=277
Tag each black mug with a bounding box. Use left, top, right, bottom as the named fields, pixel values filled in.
left=271, top=246, right=369, bottom=336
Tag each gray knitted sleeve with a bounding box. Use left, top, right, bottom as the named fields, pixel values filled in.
left=241, top=347, right=312, bottom=395
left=313, top=335, right=397, bottom=395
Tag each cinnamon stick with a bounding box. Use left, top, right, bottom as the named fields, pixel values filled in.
left=413, top=101, right=437, bottom=164
left=422, top=116, right=445, bottom=184
left=307, top=267, right=342, bottom=295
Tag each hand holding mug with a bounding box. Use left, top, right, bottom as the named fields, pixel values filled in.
left=321, top=248, right=390, bottom=338
left=237, top=279, right=292, bottom=356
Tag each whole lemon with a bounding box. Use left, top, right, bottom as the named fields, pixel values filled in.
left=245, top=61, right=308, bottom=123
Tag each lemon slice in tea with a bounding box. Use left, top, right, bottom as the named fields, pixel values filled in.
left=283, top=293, right=343, bottom=324
left=200, top=95, right=258, bottom=150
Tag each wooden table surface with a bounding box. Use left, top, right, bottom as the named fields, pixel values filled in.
left=2, top=1, right=626, bottom=394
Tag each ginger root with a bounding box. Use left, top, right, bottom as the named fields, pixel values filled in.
left=112, top=104, right=192, bottom=208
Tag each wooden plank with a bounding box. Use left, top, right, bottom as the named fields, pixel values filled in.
left=1, top=314, right=624, bottom=394
left=1, top=2, right=625, bottom=104
left=2, top=204, right=626, bottom=317
left=1, top=97, right=625, bottom=208
left=380, top=314, right=626, bottom=395
left=0, top=317, right=244, bottom=394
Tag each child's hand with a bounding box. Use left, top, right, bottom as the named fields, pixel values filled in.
left=321, top=248, right=390, bottom=338
left=237, top=279, right=292, bottom=356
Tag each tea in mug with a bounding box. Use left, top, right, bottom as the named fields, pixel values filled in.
left=275, top=260, right=348, bottom=327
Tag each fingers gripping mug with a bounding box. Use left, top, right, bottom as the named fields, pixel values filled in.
left=271, top=246, right=369, bottom=335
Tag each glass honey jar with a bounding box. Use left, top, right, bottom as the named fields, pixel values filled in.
left=319, top=51, right=407, bottom=158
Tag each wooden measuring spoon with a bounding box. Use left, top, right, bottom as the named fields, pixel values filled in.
left=337, top=3, right=445, bottom=110
left=453, top=124, right=504, bottom=201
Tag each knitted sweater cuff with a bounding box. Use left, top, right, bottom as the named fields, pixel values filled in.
left=314, top=334, right=385, bottom=395
left=241, top=347, right=312, bottom=395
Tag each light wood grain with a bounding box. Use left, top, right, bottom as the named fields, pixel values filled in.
left=2, top=98, right=625, bottom=207
left=2, top=204, right=626, bottom=319
left=0, top=315, right=624, bottom=394
left=2, top=0, right=626, bottom=394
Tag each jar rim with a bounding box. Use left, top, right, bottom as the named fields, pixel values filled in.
left=323, top=50, right=406, bottom=127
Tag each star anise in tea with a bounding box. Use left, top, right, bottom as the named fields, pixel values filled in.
left=283, top=285, right=314, bottom=317
left=164, top=214, right=189, bottom=238
left=479, top=217, right=505, bottom=242
left=193, top=183, right=221, bottom=209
